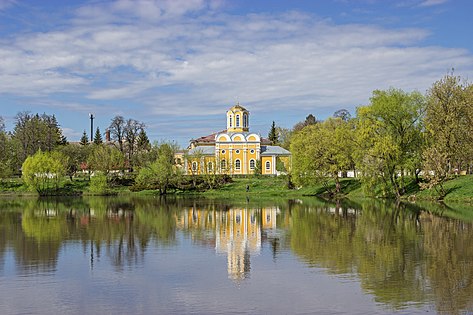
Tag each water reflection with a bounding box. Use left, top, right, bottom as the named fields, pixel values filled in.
left=177, top=206, right=279, bottom=282
left=0, top=196, right=473, bottom=314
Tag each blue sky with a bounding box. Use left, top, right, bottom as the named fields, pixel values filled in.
left=0, top=0, right=472, bottom=147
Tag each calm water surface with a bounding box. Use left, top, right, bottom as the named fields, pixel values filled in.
left=0, top=196, right=472, bottom=315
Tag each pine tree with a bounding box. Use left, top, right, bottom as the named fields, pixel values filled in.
left=80, top=130, right=89, bottom=145
left=268, top=121, right=279, bottom=143
left=137, top=128, right=151, bottom=151
left=93, top=127, right=103, bottom=145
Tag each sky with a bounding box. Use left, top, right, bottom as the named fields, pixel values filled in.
left=0, top=0, right=472, bottom=147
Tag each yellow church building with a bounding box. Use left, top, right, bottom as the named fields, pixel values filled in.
left=183, top=104, right=291, bottom=175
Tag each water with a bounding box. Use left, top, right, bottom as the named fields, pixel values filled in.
left=0, top=196, right=472, bottom=314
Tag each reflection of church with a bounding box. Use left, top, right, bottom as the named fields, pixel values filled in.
left=176, top=207, right=278, bottom=282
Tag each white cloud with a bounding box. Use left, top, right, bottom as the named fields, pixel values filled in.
left=0, top=0, right=471, bottom=144
left=419, top=0, right=449, bottom=7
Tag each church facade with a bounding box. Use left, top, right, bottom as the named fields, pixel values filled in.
left=182, top=104, right=291, bottom=175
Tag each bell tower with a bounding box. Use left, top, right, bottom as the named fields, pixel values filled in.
left=227, top=103, right=249, bottom=132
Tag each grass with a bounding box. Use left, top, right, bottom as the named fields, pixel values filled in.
left=411, top=175, right=473, bottom=202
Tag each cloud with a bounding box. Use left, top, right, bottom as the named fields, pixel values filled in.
left=419, top=0, right=448, bottom=7
left=0, top=0, right=471, bottom=145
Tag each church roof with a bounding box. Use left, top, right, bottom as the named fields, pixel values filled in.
left=260, top=145, right=291, bottom=156
left=191, top=130, right=272, bottom=145
left=229, top=103, right=247, bottom=111
left=188, top=146, right=215, bottom=155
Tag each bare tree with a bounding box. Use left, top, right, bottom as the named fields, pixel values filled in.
left=109, top=115, right=125, bottom=152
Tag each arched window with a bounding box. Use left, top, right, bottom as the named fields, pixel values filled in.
left=236, top=115, right=240, bottom=127
left=249, top=159, right=256, bottom=170
left=243, top=113, right=248, bottom=127
left=192, top=161, right=198, bottom=172
left=229, top=115, right=232, bottom=127
left=221, top=159, right=226, bottom=170
left=207, top=161, right=213, bottom=173
left=235, top=159, right=241, bottom=170
left=265, top=161, right=271, bottom=171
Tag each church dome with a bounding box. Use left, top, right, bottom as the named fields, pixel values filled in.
left=227, top=103, right=249, bottom=132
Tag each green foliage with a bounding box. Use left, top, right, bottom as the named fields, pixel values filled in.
left=21, top=150, right=67, bottom=194
left=291, top=118, right=354, bottom=194
left=423, top=72, right=473, bottom=193
left=268, top=121, right=278, bottom=143
left=93, top=127, right=103, bottom=145
left=355, top=88, right=425, bottom=198
left=89, top=172, right=109, bottom=195
left=135, top=142, right=180, bottom=194
left=87, top=145, right=125, bottom=173
left=80, top=130, right=89, bottom=145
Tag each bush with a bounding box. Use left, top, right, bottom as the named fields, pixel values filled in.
left=89, top=172, right=109, bottom=195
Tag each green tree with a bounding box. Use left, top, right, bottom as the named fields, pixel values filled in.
left=293, top=114, right=317, bottom=132
left=80, top=130, right=89, bottom=145
left=93, top=127, right=103, bottom=145
left=135, top=142, right=180, bottom=194
left=291, top=118, right=354, bottom=194
left=268, top=121, right=278, bottom=143
left=423, top=72, right=472, bottom=191
left=136, top=128, right=151, bottom=151
left=355, top=88, right=425, bottom=198
left=0, top=118, right=13, bottom=179
left=87, top=145, right=125, bottom=174
left=22, top=150, right=67, bottom=194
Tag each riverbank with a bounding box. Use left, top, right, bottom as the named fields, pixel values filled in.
left=2, top=175, right=473, bottom=203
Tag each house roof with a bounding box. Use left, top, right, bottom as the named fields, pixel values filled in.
left=260, top=145, right=291, bottom=156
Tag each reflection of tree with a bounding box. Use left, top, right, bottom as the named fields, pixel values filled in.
left=290, top=199, right=429, bottom=309
left=422, top=215, right=473, bottom=315
left=0, top=196, right=179, bottom=272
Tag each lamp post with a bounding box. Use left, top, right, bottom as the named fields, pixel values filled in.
left=89, top=113, right=94, bottom=143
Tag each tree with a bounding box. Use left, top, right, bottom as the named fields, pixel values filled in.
left=109, top=115, right=125, bottom=152
left=93, top=127, right=103, bottom=145
left=80, top=130, right=89, bottom=145
left=424, top=72, right=472, bottom=177
left=355, top=88, right=425, bottom=198
left=124, top=119, right=144, bottom=169
left=0, top=117, right=13, bottom=179
left=275, top=127, right=292, bottom=149
left=135, top=142, right=180, bottom=194
left=291, top=118, right=354, bottom=194
left=55, top=143, right=91, bottom=180
left=136, top=128, right=151, bottom=151
left=87, top=145, right=125, bottom=174
left=333, top=109, right=352, bottom=122
left=293, top=114, right=317, bottom=132
left=268, top=121, right=278, bottom=143
left=22, top=150, right=67, bottom=194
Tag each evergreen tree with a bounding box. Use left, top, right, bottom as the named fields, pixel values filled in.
left=94, top=127, right=103, bottom=145
left=137, top=128, right=151, bottom=151
left=268, top=121, right=279, bottom=143
left=80, top=130, right=89, bottom=146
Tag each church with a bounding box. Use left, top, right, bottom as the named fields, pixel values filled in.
left=182, top=104, right=291, bottom=175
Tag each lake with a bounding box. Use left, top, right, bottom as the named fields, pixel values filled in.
left=0, top=196, right=472, bottom=315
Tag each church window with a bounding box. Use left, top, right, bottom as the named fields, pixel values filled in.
left=235, top=159, right=241, bottom=170
left=229, top=116, right=232, bottom=127
left=207, top=162, right=213, bottom=173
left=243, top=113, right=248, bottom=127
left=235, top=149, right=240, bottom=154
left=265, top=161, right=271, bottom=171
left=236, top=115, right=240, bottom=127
left=192, top=161, right=198, bottom=172
left=221, top=159, right=226, bottom=170
left=250, top=149, right=255, bottom=154
left=249, top=159, right=256, bottom=170
left=221, top=149, right=226, bottom=154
